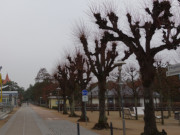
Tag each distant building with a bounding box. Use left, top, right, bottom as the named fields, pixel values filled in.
left=2, top=74, right=11, bottom=85
left=48, top=96, right=62, bottom=109
left=88, top=85, right=160, bottom=108
left=1, top=91, right=18, bottom=107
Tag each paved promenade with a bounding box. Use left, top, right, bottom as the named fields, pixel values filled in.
left=0, top=104, right=99, bottom=135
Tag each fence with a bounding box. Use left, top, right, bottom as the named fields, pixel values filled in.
left=0, top=103, right=14, bottom=113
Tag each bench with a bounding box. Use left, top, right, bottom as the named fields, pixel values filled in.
left=133, top=107, right=144, bottom=115
left=133, top=107, right=161, bottom=122
left=155, top=115, right=161, bottom=122
left=124, top=108, right=136, bottom=119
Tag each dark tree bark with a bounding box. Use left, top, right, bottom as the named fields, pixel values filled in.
left=78, top=32, right=119, bottom=129
left=66, top=51, right=91, bottom=122
left=134, top=97, right=138, bottom=120
left=78, top=101, right=89, bottom=122
left=155, top=61, right=165, bottom=125
left=116, top=77, right=121, bottom=117
left=139, top=59, right=159, bottom=135
left=89, top=1, right=179, bottom=134
left=66, top=65, right=78, bottom=117
left=93, top=79, right=109, bottom=129
left=133, top=82, right=139, bottom=120
left=63, top=97, right=68, bottom=114
left=69, top=92, right=78, bottom=117
left=54, top=66, right=69, bottom=115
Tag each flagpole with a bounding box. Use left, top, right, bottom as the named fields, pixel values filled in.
left=0, top=66, right=2, bottom=103
left=0, top=74, right=2, bottom=102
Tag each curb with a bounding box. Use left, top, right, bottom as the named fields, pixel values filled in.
left=0, top=112, right=9, bottom=120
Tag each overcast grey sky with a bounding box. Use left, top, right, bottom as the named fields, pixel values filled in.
left=0, top=0, right=89, bottom=89
left=0, top=0, right=180, bottom=89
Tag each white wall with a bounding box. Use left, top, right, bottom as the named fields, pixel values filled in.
left=140, top=98, right=144, bottom=107
left=140, top=98, right=160, bottom=107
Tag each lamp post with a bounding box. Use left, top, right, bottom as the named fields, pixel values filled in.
left=40, top=97, right=42, bottom=106
left=56, top=87, right=61, bottom=112
left=114, top=60, right=126, bottom=135
left=49, top=93, right=52, bottom=109
left=0, top=66, right=2, bottom=103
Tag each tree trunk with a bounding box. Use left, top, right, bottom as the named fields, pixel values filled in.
left=69, top=93, right=77, bottom=117
left=63, top=96, right=68, bottom=114
left=117, top=84, right=121, bottom=117
left=78, top=101, right=89, bottom=122
left=140, top=61, right=163, bottom=135
left=106, top=94, right=110, bottom=116
left=93, top=79, right=109, bottom=129
left=91, top=91, right=93, bottom=112
left=168, top=97, right=172, bottom=117
left=167, top=89, right=172, bottom=117
left=143, top=85, right=159, bottom=135
left=156, top=69, right=164, bottom=124
left=134, top=96, right=138, bottom=120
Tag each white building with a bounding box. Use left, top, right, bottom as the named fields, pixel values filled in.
left=87, top=86, right=160, bottom=109
left=1, top=91, right=18, bottom=107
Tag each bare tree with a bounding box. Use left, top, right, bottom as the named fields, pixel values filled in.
left=54, top=65, right=69, bottom=114
left=90, top=1, right=180, bottom=134
left=68, top=51, right=92, bottom=122
left=78, top=31, right=123, bottom=129
left=65, top=55, right=79, bottom=117
left=154, top=58, right=168, bottom=125
left=154, top=59, right=177, bottom=118
left=124, top=64, right=141, bottom=120
left=55, top=50, right=92, bottom=118
left=108, top=72, right=123, bottom=118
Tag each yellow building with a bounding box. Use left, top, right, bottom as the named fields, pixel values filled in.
left=48, top=96, right=69, bottom=110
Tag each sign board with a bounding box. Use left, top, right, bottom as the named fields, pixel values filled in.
left=167, top=63, right=180, bottom=76
left=82, top=95, right=88, bottom=102
left=168, top=63, right=180, bottom=72
left=166, top=70, right=180, bottom=76
left=82, top=90, right=88, bottom=96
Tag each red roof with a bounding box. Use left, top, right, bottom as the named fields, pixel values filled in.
left=2, top=74, right=11, bottom=85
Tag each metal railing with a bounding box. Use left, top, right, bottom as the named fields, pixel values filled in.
left=0, top=103, right=14, bottom=113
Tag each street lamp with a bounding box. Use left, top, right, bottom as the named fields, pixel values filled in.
left=49, top=93, right=52, bottom=109
left=0, top=66, right=2, bottom=103
left=40, top=97, right=42, bottom=106
left=56, top=87, right=61, bottom=112
left=114, top=60, right=126, bottom=135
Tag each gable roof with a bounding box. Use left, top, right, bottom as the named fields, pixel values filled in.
left=2, top=74, right=11, bottom=85
left=88, top=85, right=160, bottom=98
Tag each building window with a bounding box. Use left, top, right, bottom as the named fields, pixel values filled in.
left=2, top=98, right=6, bottom=103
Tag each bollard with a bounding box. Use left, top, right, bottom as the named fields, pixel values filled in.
left=77, top=123, right=80, bottom=135
left=110, top=122, right=113, bottom=135
left=179, top=113, right=180, bottom=125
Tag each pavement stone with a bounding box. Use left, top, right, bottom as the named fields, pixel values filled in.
left=0, top=104, right=99, bottom=135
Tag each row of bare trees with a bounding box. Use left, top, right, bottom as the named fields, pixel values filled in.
left=54, top=51, right=91, bottom=121
left=23, top=1, right=180, bottom=135
left=53, top=33, right=120, bottom=127
left=84, top=1, right=180, bottom=135
left=52, top=1, right=180, bottom=135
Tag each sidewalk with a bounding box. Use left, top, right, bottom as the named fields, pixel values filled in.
left=0, top=104, right=99, bottom=135
left=32, top=105, right=99, bottom=135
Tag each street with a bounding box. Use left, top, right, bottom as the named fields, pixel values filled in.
left=0, top=104, right=98, bottom=135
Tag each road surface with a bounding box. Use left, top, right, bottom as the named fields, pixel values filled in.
left=0, top=104, right=99, bottom=135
